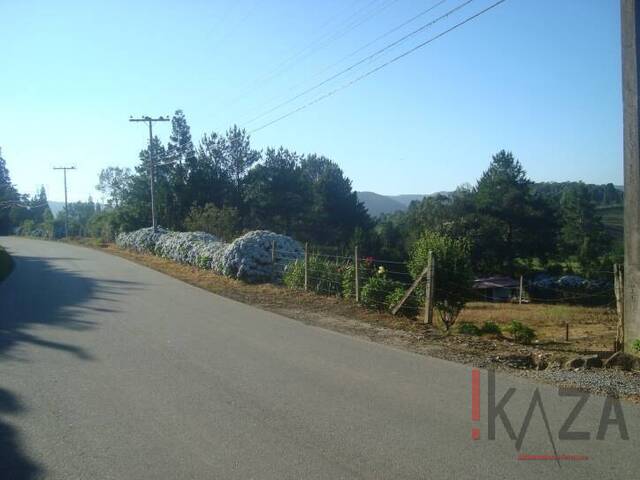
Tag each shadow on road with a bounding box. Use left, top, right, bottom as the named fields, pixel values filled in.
left=0, top=251, right=142, bottom=479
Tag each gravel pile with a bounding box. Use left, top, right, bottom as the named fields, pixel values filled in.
left=116, top=227, right=302, bottom=283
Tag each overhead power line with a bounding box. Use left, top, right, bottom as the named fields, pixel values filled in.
left=238, top=0, right=450, bottom=125
left=250, top=0, right=507, bottom=134
left=219, top=0, right=399, bottom=113
left=242, top=0, right=475, bottom=126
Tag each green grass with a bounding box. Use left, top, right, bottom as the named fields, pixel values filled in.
left=0, top=246, right=13, bottom=283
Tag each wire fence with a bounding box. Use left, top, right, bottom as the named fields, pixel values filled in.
left=271, top=242, right=619, bottom=316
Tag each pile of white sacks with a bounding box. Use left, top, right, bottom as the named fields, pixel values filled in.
left=116, top=227, right=303, bottom=283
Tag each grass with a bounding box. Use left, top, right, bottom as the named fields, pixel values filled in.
left=0, top=246, right=13, bottom=283
left=457, top=301, right=617, bottom=351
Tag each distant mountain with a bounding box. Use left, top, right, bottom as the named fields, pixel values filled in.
left=356, top=192, right=407, bottom=217
left=356, top=191, right=453, bottom=217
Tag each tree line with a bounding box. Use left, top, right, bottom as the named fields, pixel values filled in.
left=1, top=110, right=622, bottom=279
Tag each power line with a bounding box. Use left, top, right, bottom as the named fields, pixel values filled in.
left=238, top=0, right=450, bottom=125
left=219, top=0, right=399, bottom=115
left=243, top=0, right=475, bottom=126
left=250, top=0, right=507, bottom=134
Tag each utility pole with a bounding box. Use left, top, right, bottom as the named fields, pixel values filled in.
left=129, top=115, right=170, bottom=231
left=622, top=0, right=640, bottom=353
left=53, top=166, right=75, bottom=238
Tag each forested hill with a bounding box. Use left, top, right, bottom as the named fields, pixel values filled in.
left=358, top=182, right=623, bottom=218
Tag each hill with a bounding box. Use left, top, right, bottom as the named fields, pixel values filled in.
left=356, top=192, right=409, bottom=217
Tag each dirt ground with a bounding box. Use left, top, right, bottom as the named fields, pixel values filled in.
left=69, top=239, right=639, bottom=401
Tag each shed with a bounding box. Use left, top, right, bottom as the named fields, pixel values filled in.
left=473, top=276, right=520, bottom=302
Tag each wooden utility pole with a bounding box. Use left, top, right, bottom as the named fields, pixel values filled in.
left=622, top=0, right=640, bottom=352
left=53, top=166, right=75, bottom=238
left=129, top=116, right=170, bottom=232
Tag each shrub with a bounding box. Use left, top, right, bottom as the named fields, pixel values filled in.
left=408, top=231, right=473, bottom=331
left=341, top=262, right=372, bottom=299
left=385, top=285, right=419, bottom=318
left=480, top=321, right=502, bottom=335
left=457, top=322, right=481, bottom=335
left=283, top=256, right=343, bottom=295
left=360, top=274, right=402, bottom=312
left=633, top=339, right=640, bottom=353
left=505, top=321, right=536, bottom=344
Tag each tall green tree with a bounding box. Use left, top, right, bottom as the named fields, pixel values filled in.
left=559, top=183, right=611, bottom=275
left=300, top=155, right=371, bottom=245
left=473, top=150, right=557, bottom=274
left=0, top=148, right=19, bottom=234
left=244, top=147, right=310, bottom=236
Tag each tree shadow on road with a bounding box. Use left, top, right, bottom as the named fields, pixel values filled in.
left=0, top=252, right=143, bottom=479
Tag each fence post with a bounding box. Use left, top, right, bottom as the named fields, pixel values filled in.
left=271, top=240, right=276, bottom=281
left=304, top=242, right=309, bottom=291
left=614, top=263, right=624, bottom=351
left=354, top=245, right=360, bottom=303
left=424, top=250, right=435, bottom=325
left=519, top=275, right=523, bottom=304
left=565, top=322, right=569, bottom=342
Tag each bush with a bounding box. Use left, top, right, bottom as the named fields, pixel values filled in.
left=457, top=322, right=481, bottom=335
left=480, top=321, right=502, bottom=335
left=341, top=262, right=372, bottom=299
left=283, top=256, right=343, bottom=295
left=505, top=321, right=536, bottom=344
left=408, top=231, right=473, bottom=330
left=360, top=274, right=402, bottom=312
left=385, top=285, right=419, bottom=318
left=633, top=339, right=640, bottom=353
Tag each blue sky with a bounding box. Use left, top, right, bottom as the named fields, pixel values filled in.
left=0, top=0, right=622, bottom=202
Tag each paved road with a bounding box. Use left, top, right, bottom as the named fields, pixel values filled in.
left=0, top=237, right=639, bottom=479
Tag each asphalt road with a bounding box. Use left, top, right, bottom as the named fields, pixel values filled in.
left=1, top=237, right=639, bottom=479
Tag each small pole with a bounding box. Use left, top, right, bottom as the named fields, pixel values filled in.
left=53, top=166, right=76, bottom=238
left=304, top=242, right=309, bottom=291
left=354, top=245, right=360, bottom=303
left=424, top=250, right=435, bottom=325
left=271, top=240, right=276, bottom=281
left=519, top=275, right=524, bottom=304
left=565, top=322, right=569, bottom=342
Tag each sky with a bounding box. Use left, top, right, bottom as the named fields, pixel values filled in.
left=0, top=0, right=623, bottom=203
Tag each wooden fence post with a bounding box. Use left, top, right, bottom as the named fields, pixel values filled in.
left=424, top=250, right=435, bottom=325
left=519, top=275, right=523, bottom=304
left=271, top=240, right=276, bottom=280
left=614, top=263, right=624, bottom=351
left=354, top=245, right=360, bottom=303
left=304, top=242, right=309, bottom=291
left=565, top=322, right=569, bottom=342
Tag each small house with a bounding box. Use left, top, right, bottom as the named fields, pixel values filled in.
left=473, top=276, right=520, bottom=302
